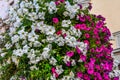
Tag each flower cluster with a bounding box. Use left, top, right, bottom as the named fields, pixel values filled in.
left=0, top=0, right=119, bottom=80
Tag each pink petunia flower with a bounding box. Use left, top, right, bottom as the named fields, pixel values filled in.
left=52, top=17, right=59, bottom=24
left=66, top=51, right=74, bottom=57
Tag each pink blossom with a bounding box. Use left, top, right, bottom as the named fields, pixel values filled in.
left=80, top=55, right=86, bottom=62
left=113, top=77, right=119, bottom=80
left=83, top=74, right=90, bottom=80
left=56, top=30, right=62, bottom=35
left=52, top=17, right=59, bottom=24
left=62, top=33, right=67, bottom=38
left=66, top=51, right=74, bottom=57
left=77, top=72, right=83, bottom=78
left=87, top=68, right=94, bottom=75
left=84, top=40, right=89, bottom=45
left=85, top=33, right=90, bottom=38
left=66, top=61, right=71, bottom=67
left=76, top=46, right=81, bottom=54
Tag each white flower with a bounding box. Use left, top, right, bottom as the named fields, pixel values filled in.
left=33, top=41, right=41, bottom=47
left=50, top=75, right=56, bottom=80
left=11, top=56, right=19, bottom=65
left=45, top=26, right=55, bottom=35
left=49, top=57, right=57, bottom=66
left=73, top=0, right=90, bottom=9
left=23, top=45, right=30, bottom=53
left=63, top=56, right=70, bottom=64
left=65, top=35, right=77, bottom=47
left=46, top=35, right=56, bottom=43
left=13, top=49, right=24, bottom=57
left=11, top=35, right=20, bottom=44
left=38, top=12, right=45, bottom=20
left=18, top=28, right=28, bottom=39
left=76, top=42, right=87, bottom=55
left=5, top=43, right=12, bottom=49
left=55, top=37, right=65, bottom=46
left=47, top=1, right=57, bottom=14
left=56, top=65, right=64, bottom=75
left=9, top=27, right=16, bottom=36
left=0, top=52, right=6, bottom=57
left=28, top=31, right=39, bottom=42
left=30, top=65, right=38, bottom=70
left=62, top=20, right=71, bottom=27
left=71, top=60, right=76, bottom=66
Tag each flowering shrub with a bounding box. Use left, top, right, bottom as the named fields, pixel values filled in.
left=0, top=0, right=119, bottom=80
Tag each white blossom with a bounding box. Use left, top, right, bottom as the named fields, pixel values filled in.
left=62, top=20, right=71, bottom=27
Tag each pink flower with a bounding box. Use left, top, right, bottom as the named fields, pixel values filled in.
left=56, top=30, right=62, bottom=35
left=83, top=74, right=90, bottom=80
left=85, top=33, right=90, bottom=38
left=66, top=61, right=71, bottom=67
left=103, top=73, right=110, bottom=80
left=84, top=40, right=89, bottom=45
left=90, top=58, right=96, bottom=64
left=87, top=68, right=94, bottom=75
left=66, top=51, right=74, bottom=57
left=80, top=55, right=86, bottom=62
left=113, top=77, right=119, bottom=80
left=62, top=33, right=67, bottom=38
left=53, top=17, right=59, bottom=24
left=51, top=67, right=59, bottom=78
left=76, top=46, right=81, bottom=54
left=55, top=1, right=60, bottom=5
left=74, top=24, right=81, bottom=29
left=51, top=67, right=56, bottom=74
left=77, top=72, right=83, bottom=78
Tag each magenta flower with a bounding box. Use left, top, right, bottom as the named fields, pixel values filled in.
left=84, top=40, right=89, bottom=45
left=52, top=17, right=59, bottom=24
left=66, top=61, right=71, bottom=67
left=55, top=1, right=60, bottom=5
left=74, top=24, right=81, bottom=29
left=85, top=33, right=90, bottom=38
left=113, top=77, right=119, bottom=80
left=90, top=58, right=96, bottom=64
left=87, top=68, right=94, bottom=75
left=62, top=33, right=67, bottom=38
left=83, top=74, right=90, bottom=80
left=66, top=51, right=74, bottom=57
left=77, top=72, right=83, bottom=79
left=79, top=15, right=86, bottom=22
left=51, top=67, right=56, bottom=74
left=76, top=46, right=81, bottom=54
left=80, top=55, right=86, bottom=62
left=51, top=67, right=59, bottom=78
left=56, top=30, right=62, bottom=35
left=103, top=73, right=110, bottom=80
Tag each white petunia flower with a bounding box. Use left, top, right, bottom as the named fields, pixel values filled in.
left=62, top=20, right=71, bottom=27
left=0, top=52, right=6, bottom=57
left=73, top=0, right=90, bottom=9
left=18, top=28, right=28, bottom=39
left=49, top=57, right=57, bottom=66
left=33, top=41, right=41, bottom=47
left=13, top=49, right=24, bottom=57
left=71, top=60, right=76, bottom=66
left=45, top=26, right=55, bottom=35
left=38, top=12, right=45, bottom=20
left=5, top=43, right=12, bottom=49
left=56, top=65, right=64, bottom=75
left=47, top=1, right=57, bottom=14
left=63, top=56, right=70, bottom=64
left=11, top=35, right=19, bottom=44
left=23, top=45, right=30, bottom=53
left=28, top=31, right=39, bottom=42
